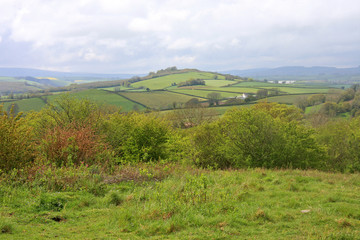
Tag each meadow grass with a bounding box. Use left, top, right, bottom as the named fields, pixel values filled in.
left=2, top=98, right=46, bottom=112
left=1, top=166, right=359, bottom=239
left=131, top=72, right=219, bottom=90
left=47, top=89, right=145, bottom=112
left=207, top=87, right=260, bottom=94
left=258, top=94, right=316, bottom=104
left=170, top=89, right=238, bottom=98
left=203, top=80, right=237, bottom=87
left=261, top=87, right=331, bottom=94
left=120, top=91, right=206, bottom=109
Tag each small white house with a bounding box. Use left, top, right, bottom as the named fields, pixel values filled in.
left=236, top=93, right=249, bottom=99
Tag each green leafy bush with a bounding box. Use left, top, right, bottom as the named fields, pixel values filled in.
left=103, top=112, right=171, bottom=162
left=0, top=105, right=35, bottom=171
left=28, top=95, right=113, bottom=167
left=316, top=117, right=360, bottom=172
left=193, top=104, right=325, bottom=169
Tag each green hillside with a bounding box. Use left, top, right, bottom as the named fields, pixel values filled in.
left=131, top=72, right=221, bottom=90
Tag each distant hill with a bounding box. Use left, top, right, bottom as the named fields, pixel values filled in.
left=222, top=66, right=360, bottom=81
left=0, top=67, right=143, bottom=94
left=0, top=67, right=139, bottom=79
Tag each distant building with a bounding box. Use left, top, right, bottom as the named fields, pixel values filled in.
left=268, top=80, right=296, bottom=84
left=236, top=93, right=249, bottom=99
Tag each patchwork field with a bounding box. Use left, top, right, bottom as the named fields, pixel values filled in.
left=261, top=87, right=331, bottom=94
left=131, top=72, right=221, bottom=90
left=258, top=94, right=316, bottom=104
left=120, top=91, right=206, bottom=109
left=170, top=89, right=238, bottom=98
left=2, top=97, right=46, bottom=112
left=52, top=89, right=145, bottom=112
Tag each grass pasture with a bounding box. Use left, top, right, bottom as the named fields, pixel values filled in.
left=210, top=87, right=260, bottom=94
left=131, top=72, right=219, bottom=90
left=170, top=89, right=238, bottom=99
left=261, top=87, right=332, bottom=94
left=258, top=94, right=316, bottom=104
left=120, top=91, right=206, bottom=109
left=47, top=89, right=145, bottom=112
left=2, top=98, right=46, bottom=112
left=1, top=167, right=359, bottom=239
left=203, top=79, right=237, bottom=87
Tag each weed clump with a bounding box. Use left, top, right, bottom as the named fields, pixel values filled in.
left=108, top=192, right=124, bottom=206
left=37, top=193, right=67, bottom=212
left=337, top=218, right=352, bottom=228
left=0, top=223, right=13, bottom=234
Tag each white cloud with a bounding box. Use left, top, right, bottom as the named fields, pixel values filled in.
left=0, top=0, right=359, bottom=72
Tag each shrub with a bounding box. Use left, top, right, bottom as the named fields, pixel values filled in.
left=103, top=112, right=171, bottom=162
left=0, top=105, right=35, bottom=171
left=193, top=105, right=325, bottom=169
left=28, top=95, right=113, bottom=167
left=316, top=117, right=360, bottom=172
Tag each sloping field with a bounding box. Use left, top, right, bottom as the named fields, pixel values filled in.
left=171, top=89, right=238, bottom=98
left=48, top=89, right=145, bottom=112
left=210, top=87, right=260, bottom=94
left=131, top=72, right=219, bottom=90
left=262, top=87, right=331, bottom=94
left=2, top=97, right=46, bottom=112
left=120, top=91, right=206, bottom=109
left=258, top=94, right=316, bottom=104
left=203, top=79, right=237, bottom=87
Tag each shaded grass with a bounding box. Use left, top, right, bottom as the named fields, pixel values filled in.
left=1, top=167, right=359, bottom=239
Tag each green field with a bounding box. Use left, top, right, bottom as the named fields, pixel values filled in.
left=131, top=72, right=219, bottom=90
left=2, top=98, right=46, bottom=112
left=209, top=87, right=260, bottom=94
left=1, top=166, right=359, bottom=239
left=100, top=86, right=133, bottom=91
left=258, top=94, right=316, bottom=104
left=262, top=87, right=331, bottom=94
left=170, top=89, right=238, bottom=99
left=305, top=104, right=323, bottom=114
left=120, top=91, right=206, bottom=109
left=203, top=79, right=237, bottom=87
left=47, top=89, right=145, bottom=112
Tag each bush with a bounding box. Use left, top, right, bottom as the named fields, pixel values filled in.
left=316, top=118, right=360, bottom=172
left=103, top=112, right=171, bottom=162
left=193, top=105, right=325, bottom=169
left=28, top=95, right=113, bottom=167
left=0, top=105, right=35, bottom=171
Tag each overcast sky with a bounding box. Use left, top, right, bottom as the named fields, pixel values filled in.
left=0, top=0, right=359, bottom=73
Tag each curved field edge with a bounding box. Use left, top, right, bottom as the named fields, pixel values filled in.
left=1, top=167, right=359, bottom=239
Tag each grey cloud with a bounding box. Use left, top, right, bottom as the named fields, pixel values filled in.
left=0, top=0, right=359, bottom=73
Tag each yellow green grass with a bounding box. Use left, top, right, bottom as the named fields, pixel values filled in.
left=258, top=94, right=316, bottom=104
left=262, top=87, right=331, bottom=94
left=47, top=89, right=145, bottom=112
left=2, top=98, right=46, bottom=112
left=1, top=167, right=359, bottom=239
left=131, top=72, right=219, bottom=90
left=170, top=89, right=238, bottom=98
left=120, top=91, right=206, bottom=109
left=203, top=80, right=237, bottom=87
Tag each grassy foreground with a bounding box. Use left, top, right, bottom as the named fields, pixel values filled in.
left=1, top=165, right=359, bottom=239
